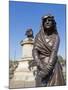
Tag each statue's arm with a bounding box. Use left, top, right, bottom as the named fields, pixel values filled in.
left=49, top=35, right=60, bottom=63
left=46, top=35, right=60, bottom=72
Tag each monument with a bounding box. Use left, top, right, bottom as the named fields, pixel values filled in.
left=10, top=15, right=65, bottom=88
left=10, top=29, right=36, bottom=88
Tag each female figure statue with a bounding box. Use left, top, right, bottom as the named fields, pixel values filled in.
left=32, top=14, right=65, bottom=87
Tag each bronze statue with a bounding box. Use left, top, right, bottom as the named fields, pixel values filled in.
left=32, top=14, right=65, bottom=87
left=25, top=28, right=34, bottom=38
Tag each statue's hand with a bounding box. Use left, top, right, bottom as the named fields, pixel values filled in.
left=38, top=70, right=46, bottom=78
left=42, top=63, right=54, bottom=75
left=28, top=60, right=36, bottom=70
left=46, top=59, right=57, bottom=72
left=39, top=63, right=44, bottom=69
left=36, top=59, right=42, bottom=67
left=38, top=63, right=53, bottom=78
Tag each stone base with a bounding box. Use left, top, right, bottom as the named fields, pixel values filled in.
left=9, top=80, right=36, bottom=88
left=9, top=60, right=36, bottom=88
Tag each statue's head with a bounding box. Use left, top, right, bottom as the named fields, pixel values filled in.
left=25, top=28, right=34, bottom=38
left=42, top=14, right=56, bottom=30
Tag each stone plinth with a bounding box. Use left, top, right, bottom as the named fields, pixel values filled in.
left=20, top=38, right=34, bottom=59
left=10, top=37, right=36, bottom=88
left=13, top=60, right=36, bottom=81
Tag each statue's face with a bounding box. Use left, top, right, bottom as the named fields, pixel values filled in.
left=43, top=17, right=53, bottom=29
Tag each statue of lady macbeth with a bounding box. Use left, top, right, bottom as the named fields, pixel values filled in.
left=32, top=14, right=65, bottom=87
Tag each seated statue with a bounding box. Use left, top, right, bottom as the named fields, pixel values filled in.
left=32, top=14, right=65, bottom=87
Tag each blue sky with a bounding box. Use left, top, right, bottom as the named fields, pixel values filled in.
left=9, top=1, right=66, bottom=60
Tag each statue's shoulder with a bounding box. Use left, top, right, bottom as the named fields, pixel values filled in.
left=35, top=31, right=40, bottom=39
left=53, top=33, right=59, bottom=39
left=56, top=34, right=60, bottom=40
left=54, top=34, right=60, bottom=43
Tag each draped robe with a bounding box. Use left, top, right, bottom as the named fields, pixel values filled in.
left=32, top=27, right=65, bottom=87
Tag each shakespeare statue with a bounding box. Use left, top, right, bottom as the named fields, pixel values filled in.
left=32, top=14, right=65, bottom=87
left=25, top=28, right=34, bottom=38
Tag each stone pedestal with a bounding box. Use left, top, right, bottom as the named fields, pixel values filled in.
left=21, top=38, right=34, bottom=59
left=10, top=38, right=36, bottom=88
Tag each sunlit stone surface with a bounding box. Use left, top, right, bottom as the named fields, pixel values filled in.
left=10, top=38, right=36, bottom=88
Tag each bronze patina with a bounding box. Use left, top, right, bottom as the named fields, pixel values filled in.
left=32, top=14, right=65, bottom=87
